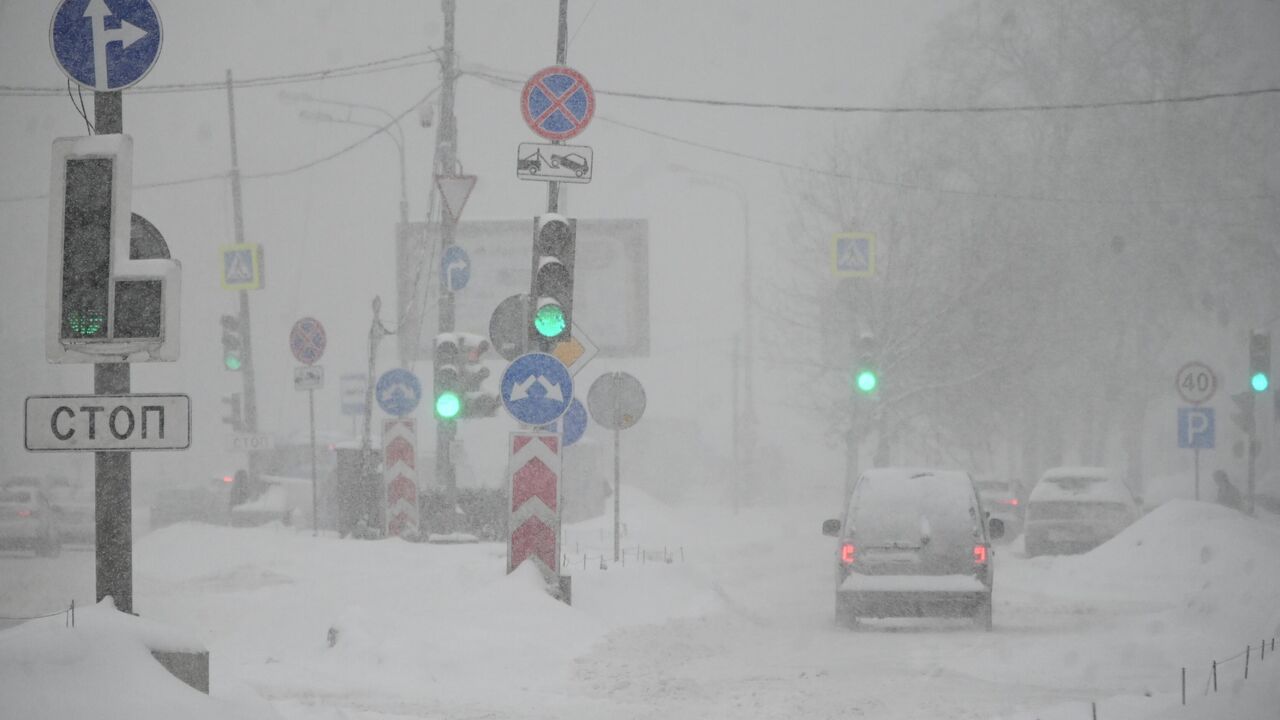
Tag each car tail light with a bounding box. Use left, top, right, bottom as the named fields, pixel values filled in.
left=222, top=475, right=234, bottom=483
left=841, top=542, right=856, bottom=565
left=973, top=545, right=988, bottom=564
left=17, top=509, right=32, bottom=518
left=1000, top=498, right=1019, bottom=507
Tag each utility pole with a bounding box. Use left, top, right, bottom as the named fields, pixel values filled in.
left=434, top=0, right=460, bottom=521
left=225, top=70, right=261, bottom=478
left=92, top=90, right=132, bottom=614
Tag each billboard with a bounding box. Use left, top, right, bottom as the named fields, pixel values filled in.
left=397, top=219, right=649, bottom=364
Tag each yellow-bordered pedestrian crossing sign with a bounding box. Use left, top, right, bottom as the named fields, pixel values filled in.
left=221, top=243, right=262, bottom=290
left=831, top=232, right=875, bottom=277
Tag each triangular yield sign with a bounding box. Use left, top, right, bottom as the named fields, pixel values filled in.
left=435, top=174, right=477, bottom=222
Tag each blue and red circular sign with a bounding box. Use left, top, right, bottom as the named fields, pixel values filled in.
left=289, top=317, right=326, bottom=366
left=521, top=66, right=595, bottom=141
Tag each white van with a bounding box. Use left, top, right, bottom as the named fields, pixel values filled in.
left=1024, top=467, right=1140, bottom=557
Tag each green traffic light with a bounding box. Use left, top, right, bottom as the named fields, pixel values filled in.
left=534, top=303, right=567, bottom=338
left=436, top=391, right=462, bottom=419
left=67, top=309, right=105, bottom=337
left=224, top=354, right=242, bottom=371
left=855, top=369, right=878, bottom=393
left=1251, top=372, right=1269, bottom=392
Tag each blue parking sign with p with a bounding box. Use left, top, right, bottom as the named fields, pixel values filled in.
left=1178, top=407, right=1214, bottom=450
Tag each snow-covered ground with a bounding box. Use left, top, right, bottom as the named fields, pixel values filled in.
left=2, top=492, right=1278, bottom=719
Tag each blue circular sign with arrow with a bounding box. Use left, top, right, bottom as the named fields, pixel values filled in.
left=561, top=398, right=588, bottom=446
left=376, top=368, right=422, bottom=417
left=51, top=0, right=163, bottom=92
left=441, top=245, right=471, bottom=292
left=500, top=353, right=573, bottom=426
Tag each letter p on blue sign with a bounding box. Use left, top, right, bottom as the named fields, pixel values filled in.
left=1178, top=407, right=1215, bottom=450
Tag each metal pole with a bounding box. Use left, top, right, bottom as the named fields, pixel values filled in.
left=92, top=91, right=133, bottom=615
left=435, top=0, right=459, bottom=527
left=613, top=375, right=622, bottom=563
left=226, top=71, right=260, bottom=498
left=359, top=297, right=385, bottom=531
left=1194, top=448, right=1200, bottom=501
left=740, top=189, right=755, bottom=495
left=546, top=0, right=568, bottom=213
left=309, top=388, right=318, bottom=536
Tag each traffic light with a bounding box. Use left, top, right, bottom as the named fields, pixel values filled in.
left=459, top=335, right=499, bottom=418
left=1231, top=391, right=1256, bottom=434
left=221, top=314, right=244, bottom=371
left=854, top=367, right=879, bottom=394
left=221, top=393, right=244, bottom=432
left=434, top=335, right=463, bottom=420
left=60, top=157, right=114, bottom=340
left=529, top=213, right=576, bottom=349
left=1250, top=331, right=1270, bottom=392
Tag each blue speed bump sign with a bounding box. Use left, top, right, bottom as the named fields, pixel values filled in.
left=1178, top=407, right=1215, bottom=450
left=832, top=232, right=875, bottom=277
left=376, top=368, right=422, bottom=417
left=501, top=353, right=573, bottom=426
left=51, top=0, right=163, bottom=92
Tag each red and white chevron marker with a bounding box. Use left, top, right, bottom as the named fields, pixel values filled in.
left=507, top=432, right=561, bottom=579
left=383, top=419, right=419, bottom=538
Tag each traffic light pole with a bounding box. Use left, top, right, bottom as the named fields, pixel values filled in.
left=224, top=70, right=262, bottom=509
left=92, top=91, right=133, bottom=614
left=435, top=0, right=460, bottom=524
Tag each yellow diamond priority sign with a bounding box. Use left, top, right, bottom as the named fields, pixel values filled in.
left=551, top=323, right=598, bottom=376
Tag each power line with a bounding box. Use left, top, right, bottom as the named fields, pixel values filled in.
left=0, top=49, right=441, bottom=97
left=467, top=67, right=1280, bottom=114
left=0, top=87, right=441, bottom=203
left=468, top=69, right=1278, bottom=207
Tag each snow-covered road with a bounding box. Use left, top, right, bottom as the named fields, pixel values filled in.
left=3, top=493, right=1279, bottom=719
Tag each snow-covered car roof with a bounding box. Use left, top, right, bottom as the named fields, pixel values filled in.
left=1031, top=467, right=1135, bottom=504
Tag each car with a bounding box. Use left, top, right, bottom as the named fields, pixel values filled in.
left=1024, top=467, right=1140, bottom=557
left=518, top=155, right=541, bottom=173
left=549, top=153, right=589, bottom=177
left=44, top=476, right=94, bottom=546
left=0, top=486, right=61, bottom=557
left=973, top=477, right=1025, bottom=540
left=822, top=468, right=1003, bottom=630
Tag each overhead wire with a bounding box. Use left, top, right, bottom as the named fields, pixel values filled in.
left=0, top=49, right=441, bottom=97
left=466, top=67, right=1278, bottom=207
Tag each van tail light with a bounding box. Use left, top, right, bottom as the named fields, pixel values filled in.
left=17, top=509, right=32, bottom=518
left=841, top=542, right=856, bottom=566
left=973, top=545, right=989, bottom=564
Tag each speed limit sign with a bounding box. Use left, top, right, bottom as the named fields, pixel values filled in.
left=1176, top=362, right=1217, bottom=405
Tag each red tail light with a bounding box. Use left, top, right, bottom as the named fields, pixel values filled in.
left=841, top=543, right=856, bottom=565
left=973, top=545, right=988, bottom=564
left=222, top=475, right=234, bottom=483
left=1000, top=498, right=1019, bottom=507
left=17, top=509, right=32, bottom=518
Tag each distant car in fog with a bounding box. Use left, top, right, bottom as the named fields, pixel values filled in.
left=44, top=477, right=94, bottom=546
left=974, top=477, right=1024, bottom=540
left=822, top=468, right=1003, bottom=630
left=0, top=486, right=61, bottom=557
left=1025, top=467, right=1140, bottom=557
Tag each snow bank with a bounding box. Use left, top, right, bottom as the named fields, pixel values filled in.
left=0, top=598, right=277, bottom=720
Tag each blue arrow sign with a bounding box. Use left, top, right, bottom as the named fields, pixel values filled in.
left=1178, top=406, right=1215, bottom=450
left=376, top=368, right=422, bottom=417
left=51, top=0, right=163, bottom=92
left=441, top=245, right=471, bottom=292
left=561, top=398, right=588, bottom=446
left=501, top=353, right=573, bottom=426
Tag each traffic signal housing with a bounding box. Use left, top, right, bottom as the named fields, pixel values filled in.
left=1231, top=391, right=1256, bottom=434
left=434, top=335, right=463, bottom=420
left=1250, top=331, right=1270, bottom=392
left=529, top=213, right=576, bottom=350
left=221, top=393, right=244, bottom=432
left=221, top=314, right=244, bottom=371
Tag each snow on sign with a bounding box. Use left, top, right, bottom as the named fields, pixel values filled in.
left=516, top=142, right=594, bottom=184
left=521, top=66, right=595, bottom=141
left=50, top=0, right=163, bottom=92
left=507, top=432, right=561, bottom=580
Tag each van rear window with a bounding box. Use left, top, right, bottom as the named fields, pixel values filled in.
left=849, top=476, right=977, bottom=546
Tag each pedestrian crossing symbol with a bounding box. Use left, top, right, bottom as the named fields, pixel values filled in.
left=831, top=232, right=875, bottom=277
left=221, top=243, right=263, bottom=290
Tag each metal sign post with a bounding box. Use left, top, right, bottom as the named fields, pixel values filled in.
left=291, top=319, right=326, bottom=536
left=587, top=372, right=646, bottom=562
